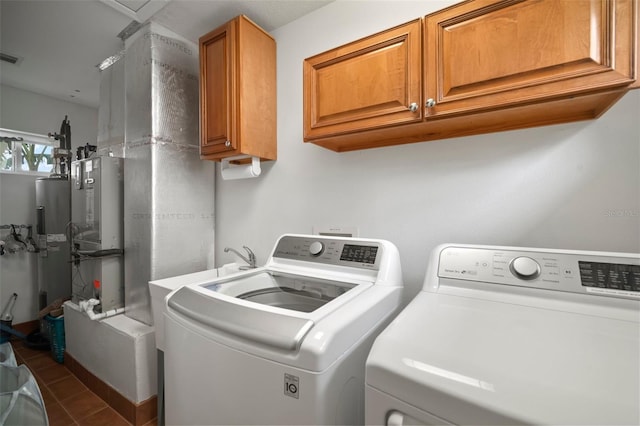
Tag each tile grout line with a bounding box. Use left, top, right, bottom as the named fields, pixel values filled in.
left=42, top=364, right=131, bottom=425
left=12, top=341, right=131, bottom=426
left=10, top=343, right=73, bottom=425
left=29, top=355, right=80, bottom=425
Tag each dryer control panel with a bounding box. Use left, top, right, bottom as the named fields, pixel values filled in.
left=273, top=235, right=381, bottom=270
left=437, top=246, right=640, bottom=300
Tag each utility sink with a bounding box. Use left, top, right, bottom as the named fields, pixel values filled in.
left=149, top=263, right=241, bottom=351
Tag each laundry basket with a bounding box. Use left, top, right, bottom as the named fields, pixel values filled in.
left=45, top=315, right=65, bottom=363
left=0, top=343, right=49, bottom=425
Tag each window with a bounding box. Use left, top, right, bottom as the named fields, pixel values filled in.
left=0, top=128, right=56, bottom=175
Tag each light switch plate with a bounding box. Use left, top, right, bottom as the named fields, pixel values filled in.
left=312, top=225, right=359, bottom=238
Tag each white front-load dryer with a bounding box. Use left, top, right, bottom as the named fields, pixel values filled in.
left=366, top=244, right=640, bottom=425
left=164, top=234, right=404, bottom=425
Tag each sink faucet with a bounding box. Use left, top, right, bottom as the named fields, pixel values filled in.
left=224, top=246, right=256, bottom=269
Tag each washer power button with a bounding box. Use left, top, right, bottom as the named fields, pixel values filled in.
left=509, top=256, right=541, bottom=280
left=309, top=241, right=324, bottom=256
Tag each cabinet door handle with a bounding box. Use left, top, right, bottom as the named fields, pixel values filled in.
left=225, top=140, right=231, bottom=147
left=425, top=98, right=436, bottom=108
left=409, top=102, right=419, bottom=112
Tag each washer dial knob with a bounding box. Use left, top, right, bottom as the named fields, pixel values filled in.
left=510, top=256, right=541, bottom=280
left=309, top=241, right=324, bottom=256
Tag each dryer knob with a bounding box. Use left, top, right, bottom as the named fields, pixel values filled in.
left=510, top=256, right=541, bottom=280
left=309, top=241, right=324, bottom=256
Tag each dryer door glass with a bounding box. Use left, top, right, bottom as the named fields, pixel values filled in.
left=203, top=271, right=357, bottom=312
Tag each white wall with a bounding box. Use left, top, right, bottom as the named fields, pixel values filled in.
left=214, top=0, right=640, bottom=303
left=0, top=84, right=98, bottom=323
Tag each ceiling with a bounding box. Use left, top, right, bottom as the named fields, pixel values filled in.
left=0, top=0, right=333, bottom=108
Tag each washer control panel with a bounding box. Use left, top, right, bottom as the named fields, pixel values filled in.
left=273, top=235, right=380, bottom=270
left=438, top=246, right=640, bottom=300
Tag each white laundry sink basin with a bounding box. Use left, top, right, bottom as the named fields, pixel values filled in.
left=149, top=263, right=241, bottom=351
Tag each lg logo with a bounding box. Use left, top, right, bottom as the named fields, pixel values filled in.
left=284, top=373, right=299, bottom=399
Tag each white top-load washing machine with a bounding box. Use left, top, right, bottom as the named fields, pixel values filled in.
left=366, top=244, right=640, bottom=425
left=164, top=234, right=403, bottom=425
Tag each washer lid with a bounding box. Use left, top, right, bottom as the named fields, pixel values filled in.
left=167, top=271, right=359, bottom=352
left=366, top=291, right=640, bottom=425
left=168, top=284, right=315, bottom=352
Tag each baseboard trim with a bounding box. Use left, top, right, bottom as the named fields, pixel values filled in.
left=11, top=319, right=40, bottom=335
left=64, top=352, right=157, bottom=425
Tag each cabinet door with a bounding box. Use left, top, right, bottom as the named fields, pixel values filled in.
left=424, top=0, right=638, bottom=118
left=304, top=19, right=423, bottom=142
left=200, top=20, right=237, bottom=157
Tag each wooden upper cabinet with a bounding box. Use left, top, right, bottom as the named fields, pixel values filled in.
left=200, top=22, right=230, bottom=156
left=302, top=0, right=637, bottom=152
left=304, top=19, right=423, bottom=141
left=200, top=15, right=276, bottom=161
left=424, top=0, right=638, bottom=118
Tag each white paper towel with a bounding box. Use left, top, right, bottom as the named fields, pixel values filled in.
left=221, top=155, right=261, bottom=180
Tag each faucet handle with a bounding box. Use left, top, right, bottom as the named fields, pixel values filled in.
left=224, top=245, right=257, bottom=268
left=243, top=246, right=256, bottom=267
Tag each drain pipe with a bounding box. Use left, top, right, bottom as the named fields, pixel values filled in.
left=73, top=299, right=124, bottom=320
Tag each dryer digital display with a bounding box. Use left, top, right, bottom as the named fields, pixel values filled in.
left=579, top=261, right=640, bottom=292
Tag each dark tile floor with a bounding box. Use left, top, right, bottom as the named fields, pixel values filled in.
left=10, top=340, right=157, bottom=426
